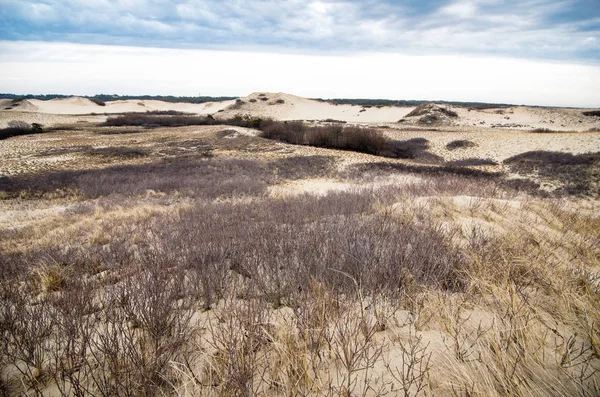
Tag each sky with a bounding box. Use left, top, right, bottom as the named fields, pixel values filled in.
left=0, top=0, right=599, bottom=106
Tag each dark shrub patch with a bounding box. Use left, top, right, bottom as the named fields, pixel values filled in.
left=444, top=158, right=498, bottom=167
left=407, top=104, right=458, bottom=122
left=84, top=146, right=149, bottom=159
left=0, top=158, right=270, bottom=200
left=406, top=105, right=430, bottom=118
left=0, top=121, right=44, bottom=140
left=268, top=156, right=335, bottom=180
left=89, top=98, right=106, bottom=106
left=505, top=151, right=599, bottom=169
left=582, top=110, right=600, bottom=117
left=531, top=128, right=555, bottom=133
left=102, top=113, right=213, bottom=127
left=144, top=110, right=190, bottom=116
left=439, top=108, right=458, bottom=118
left=505, top=151, right=600, bottom=196
left=390, top=138, right=442, bottom=163
left=418, top=114, right=440, bottom=124
left=259, top=122, right=389, bottom=156
left=446, top=140, right=478, bottom=150
left=230, top=99, right=246, bottom=110
left=95, top=128, right=146, bottom=135
left=392, top=138, right=429, bottom=158
left=351, top=161, right=502, bottom=180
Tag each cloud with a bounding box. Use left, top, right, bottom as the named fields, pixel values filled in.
left=0, top=1, right=598, bottom=60
left=1, top=40, right=599, bottom=108
left=440, top=1, right=478, bottom=19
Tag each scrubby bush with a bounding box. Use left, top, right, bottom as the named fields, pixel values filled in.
left=84, top=146, right=149, bottom=159
left=103, top=113, right=214, bottom=127
left=145, top=110, right=190, bottom=115
left=531, top=128, right=555, bottom=133
left=31, top=123, right=43, bottom=133
left=268, top=156, right=334, bottom=179
left=230, top=99, right=246, bottom=110
left=8, top=120, right=30, bottom=129
left=0, top=121, right=44, bottom=140
left=0, top=158, right=271, bottom=199
left=89, top=97, right=106, bottom=106
left=506, top=151, right=600, bottom=195
left=444, top=158, right=498, bottom=167
left=418, top=114, right=440, bottom=124
left=582, top=110, right=600, bottom=117
left=446, top=140, right=478, bottom=150
left=439, top=108, right=458, bottom=118
left=259, top=122, right=390, bottom=156
left=391, top=138, right=441, bottom=163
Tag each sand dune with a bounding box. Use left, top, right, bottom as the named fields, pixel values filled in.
left=3, top=97, right=235, bottom=115
left=2, top=93, right=599, bottom=132
left=215, top=92, right=599, bottom=132
left=218, top=92, right=414, bottom=122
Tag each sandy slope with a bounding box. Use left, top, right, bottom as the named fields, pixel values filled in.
left=218, top=92, right=415, bottom=122
left=216, top=92, right=600, bottom=132
left=2, top=93, right=599, bottom=132
left=3, top=97, right=235, bottom=115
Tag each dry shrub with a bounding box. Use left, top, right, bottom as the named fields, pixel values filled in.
left=0, top=121, right=42, bottom=140
left=444, top=158, right=498, bottom=167
left=582, top=110, right=600, bottom=117
left=1, top=130, right=600, bottom=396
left=446, top=140, right=478, bottom=150
left=505, top=151, right=600, bottom=195
left=103, top=113, right=214, bottom=127
left=0, top=157, right=270, bottom=200
left=268, top=155, right=335, bottom=180
left=259, top=122, right=391, bottom=157
left=89, top=98, right=106, bottom=106
left=84, top=146, right=149, bottom=159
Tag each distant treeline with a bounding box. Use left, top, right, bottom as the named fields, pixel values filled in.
left=0, top=94, right=237, bottom=104
left=312, top=98, right=515, bottom=109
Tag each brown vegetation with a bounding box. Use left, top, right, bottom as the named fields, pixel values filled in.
left=446, top=140, right=478, bottom=150
left=0, top=118, right=599, bottom=397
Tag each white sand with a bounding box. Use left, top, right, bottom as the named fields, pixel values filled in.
left=217, top=92, right=414, bottom=122
left=5, top=97, right=235, bottom=115
left=215, top=92, right=600, bottom=132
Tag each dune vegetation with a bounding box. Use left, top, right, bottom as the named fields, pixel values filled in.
left=0, top=102, right=599, bottom=397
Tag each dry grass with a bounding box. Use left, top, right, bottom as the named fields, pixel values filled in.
left=0, top=120, right=599, bottom=397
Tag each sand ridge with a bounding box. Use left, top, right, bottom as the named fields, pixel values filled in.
left=3, top=93, right=599, bottom=132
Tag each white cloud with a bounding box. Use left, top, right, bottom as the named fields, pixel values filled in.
left=440, top=1, right=478, bottom=19
left=0, top=41, right=598, bottom=108
left=0, top=0, right=597, bottom=60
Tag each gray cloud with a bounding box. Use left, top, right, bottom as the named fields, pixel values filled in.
left=0, top=0, right=598, bottom=60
